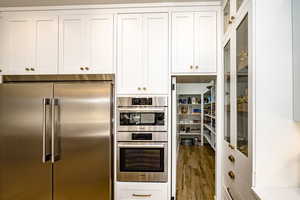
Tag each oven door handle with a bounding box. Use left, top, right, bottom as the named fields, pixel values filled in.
left=118, top=144, right=165, bottom=148
left=118, top=108, right=165, bottom=112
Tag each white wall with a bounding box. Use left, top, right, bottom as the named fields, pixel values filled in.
left=254, top=0, right=300, bottom=188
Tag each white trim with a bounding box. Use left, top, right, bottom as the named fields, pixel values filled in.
left=0, top=2, right=222, bottom=12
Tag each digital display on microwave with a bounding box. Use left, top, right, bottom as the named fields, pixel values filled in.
left=120, top=113, right=165, bottom=126
left=132, top=98, right=152, bottom=105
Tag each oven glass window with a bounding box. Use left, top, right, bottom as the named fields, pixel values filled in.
left=120, top=148, right=164, bottom=172
left=119, top=113, right=165, bottom=126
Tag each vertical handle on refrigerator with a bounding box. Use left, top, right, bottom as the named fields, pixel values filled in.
left=42, top=98, right=51, bottom=163
left=51, top=98, right=61, bottom=163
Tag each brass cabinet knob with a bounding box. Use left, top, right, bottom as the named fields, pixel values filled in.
left=228, top=171, right=235, bottom=180
left=30, top=68, right=35, bottom=71
left=190, top=65, right=193, bottom=69
left=230, top=16, right=235, bottom=20
left=80, top=67, right=84, bottom=71
left=25, top=68, right=30, bottom=71
left=138, top=87, right=141, bottom=90
left=85, top=67, right=89, bottom=71
left=228, top=155, right=235, bottom=163
left=143, top=87, right=146, bottom=90
left=195, top=66, right=199, bottom=69
left=0, top=69, right=2, bottom=73
left=229, top=20, right=233, bottom=24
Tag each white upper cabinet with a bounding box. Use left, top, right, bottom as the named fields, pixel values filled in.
left=86, top=15, right=114, bottom=74
left=59, top=14, right=114, bottom=74
left=172, top=13, right=194, bottom=73
left=2, top=15, right=58, bottom=75
left=117, top=13, right=169, bottom=95
left=59, top=15, right=86, bottom=74
left=0, top=17, right=5, bottom=74
left=143, top=13, right=169, bottom=94
left=172, top=12, right=217, bottom=74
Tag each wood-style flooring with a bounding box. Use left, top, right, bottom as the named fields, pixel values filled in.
left=176, top=144, right=215, bottom=200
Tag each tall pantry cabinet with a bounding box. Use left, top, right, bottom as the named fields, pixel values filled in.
left=222, top=0, right=254, bottom=199
left=117, top=13, right=169, bottom=95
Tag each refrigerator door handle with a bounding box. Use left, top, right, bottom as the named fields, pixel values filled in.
left=42, top=98, right=51, bottom=163
left=51, top=98, right=61, bottom=163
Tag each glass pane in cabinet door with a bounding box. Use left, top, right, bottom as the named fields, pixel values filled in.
left=224, top=41, right=231, bottom=143
left=237, top=0, right=245, bottom=12
left=223, top=0, right=230, bottom=33
left=236, top=14, right=248, bottom=156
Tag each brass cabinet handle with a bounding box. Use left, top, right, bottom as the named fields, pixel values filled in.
left=228, top=171, right=235, bottom=180
left=228, top=144, right=235, bottom=150
left=190, top=65, right=193, bottom=69
left=0, top=69, right=2, bottom=72
left=138, top=87, right=141, bottom=90
left=231, top=16, right=235, bottom=20
left=30, top=68, right=35, bottom=71
left=195, top=65, right=199, bottom=69
left=132, top=194, right=152, bottom=198
left=80, top=67, right=84, bottom=71
left=143, top=87, right=146, bottom=90
left=25, top=68, right=30, bottom=71
left=85, top=67, right=89, bottom=71
left=229, top=20, right=233, bottom=24
left=228, top=155, right=235, bottom=163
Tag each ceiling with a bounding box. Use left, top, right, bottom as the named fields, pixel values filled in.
left=0, top=0, right=221, bottom=7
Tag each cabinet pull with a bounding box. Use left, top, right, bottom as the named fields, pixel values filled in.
left=143, top=87, right=146, bottom=91
left=190, top=65, right=193, bottom=69
left=227, top=187, right=235, bottom=200
left=230, top=16, right=235, bottom=20
left=0, top=69, right=2, bottom=72
left=229, top=20, right=233, bottom=24
left=228, top=155, right=235, bottom=163
left=138, top=87, right=141, bottom=90
left=195, top=65, right=199, bottom=69
left=228, top=144, right=235, bottom=150
left=30, top=68, right=35, bottom=71
left=85, top=67, right=89, bottom=71
left=228, top=171, right=235, bottom=180
left=132, top=194, right=152, bottom=198
left=25, top=68, right=30, bottom=71
left=80, top=67, right=84, bottom=71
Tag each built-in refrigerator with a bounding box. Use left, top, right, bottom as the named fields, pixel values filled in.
left=0, top=81, right=112, bottom=200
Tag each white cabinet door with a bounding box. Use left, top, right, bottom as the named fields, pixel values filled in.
left=143, top=13, right=169, bottom=94
left=194, top=12, right=217, bottom=73
left=172, top=12, right=194, bottom=73
left=117, top=14, right=143, bottom=94
left=86, top=14, right=114, bottom=74
left=0, top=17, right=5, bottom=75
left=59, top=15, right=86, bottom=74
left=3, top=17, right=34, bottom=74
left=34, top=16, right=59, bottom=74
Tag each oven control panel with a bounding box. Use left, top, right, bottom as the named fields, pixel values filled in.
left=132, top=133, right=152, bottom=140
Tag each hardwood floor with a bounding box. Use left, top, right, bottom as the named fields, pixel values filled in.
left=176, top=144, right=215, bottom=200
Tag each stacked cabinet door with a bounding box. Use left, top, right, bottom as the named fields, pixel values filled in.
left=2, top=15, right=58, bottom=75
left=117, top=13, right=168, bottom=95
left=172, top=11, right=217, bottom=74
left=59, top=14, right=114, bottom=74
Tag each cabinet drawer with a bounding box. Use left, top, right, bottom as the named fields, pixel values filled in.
left=117, top=183, right=168, bottom=200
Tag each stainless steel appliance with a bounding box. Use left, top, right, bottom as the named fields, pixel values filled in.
left=116, top=132, right=168, bottom=182
left=117, top=97, right=168, bottom=132
left=0, top=81, right=113, bottom=200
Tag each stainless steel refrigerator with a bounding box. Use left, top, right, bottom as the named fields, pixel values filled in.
left=0, top=82, right=112, bottom=200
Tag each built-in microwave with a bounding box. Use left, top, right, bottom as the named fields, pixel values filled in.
left=117, top=97, right=168, bottom=132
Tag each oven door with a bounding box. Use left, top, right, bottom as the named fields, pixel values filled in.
left=117, top=107, right=167, bottom=131
left=117, top=142, right=168, bottom=182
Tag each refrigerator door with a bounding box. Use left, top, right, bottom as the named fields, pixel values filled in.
left=0, top=83, right=53, bottom=200
left=53, top=82, right=112, bottom=200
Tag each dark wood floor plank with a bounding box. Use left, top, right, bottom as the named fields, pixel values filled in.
left=176, top=145, right=215, bottom=200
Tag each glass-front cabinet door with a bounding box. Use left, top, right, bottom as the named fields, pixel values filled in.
left=224, top=40, right=231, bottom=143
left=236, top=0, right=245, bottom=12
left=236, top=14, right=248, bottom=156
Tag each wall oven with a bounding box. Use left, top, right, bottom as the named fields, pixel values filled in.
left=116, top=132, right=168, bottom=182
left=117, top=97, right=168, bottom=132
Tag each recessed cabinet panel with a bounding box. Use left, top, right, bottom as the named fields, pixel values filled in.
left=35, top=16, right=59, bottom=74
left=3, top=17, right=34, bottom=74
left=224, top=40, right=231, bottom=143
left=59, top=16, right=85, bottom=74
left=87, top=15, right=114, bottom=74
left=117, top=14, right=143, bottom=94
left=236, top=14, right=248, bottom=157
left=194, top=12, right=217, bottom=73
left=143, top=14, right=169, bottom=94
left=172, top=13, right=194, bottom=73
